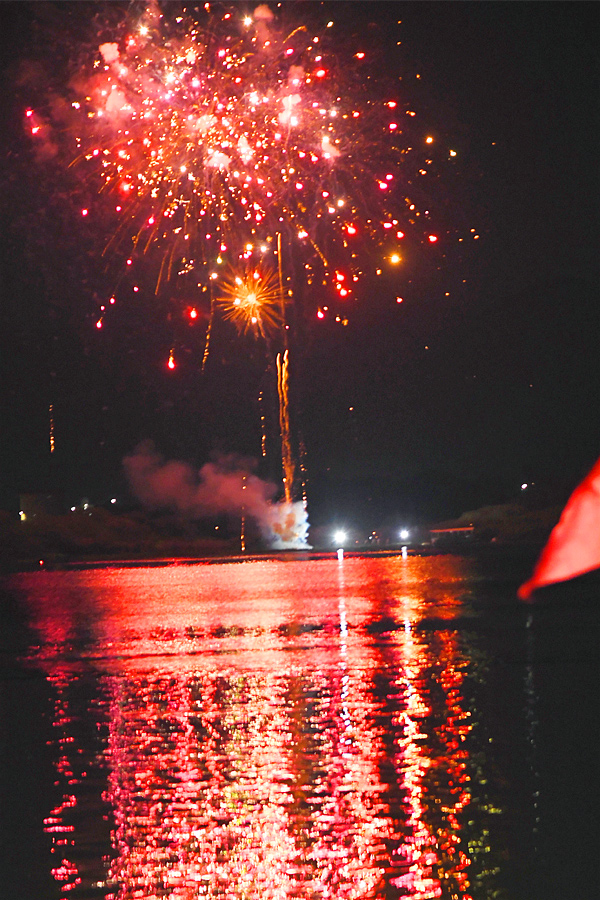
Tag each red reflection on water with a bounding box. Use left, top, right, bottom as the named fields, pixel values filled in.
left=17, top=556, right=490, bottom=898
left=390, top=628, right=475, bottom=898
left=42, top=672, right=85, bottom=896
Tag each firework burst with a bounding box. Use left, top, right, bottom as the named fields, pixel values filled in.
left=28, top=1, right=448, bottom=333
left=216, top=265, right=283, bottom=339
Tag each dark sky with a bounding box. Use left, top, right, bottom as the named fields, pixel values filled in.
left=0, top=1, right=598, bottom=525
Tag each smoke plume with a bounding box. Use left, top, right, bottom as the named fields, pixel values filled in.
left=123, top=442, right=310, bottom=549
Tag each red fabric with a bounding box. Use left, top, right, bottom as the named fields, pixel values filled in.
left=518, top=457, right=600, bottom=599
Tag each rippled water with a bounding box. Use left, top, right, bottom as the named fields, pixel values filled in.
left=0, top=554, right=596, bottom=900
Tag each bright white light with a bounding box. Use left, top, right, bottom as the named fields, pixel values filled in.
left=521, top=483, right=528, bottom=491
left=399, top=529, right=410, bottom=540
left=111, top=498, right=117, bottom=504
left=334, top=530, right=347, bottom=545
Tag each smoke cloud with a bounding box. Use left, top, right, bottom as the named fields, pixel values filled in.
left=123, top=442, right=310, bottom=549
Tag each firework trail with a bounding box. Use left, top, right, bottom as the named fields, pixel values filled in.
left=277, top=349, right=294, bottom=504
left=49, top=403, right=56, bottom=454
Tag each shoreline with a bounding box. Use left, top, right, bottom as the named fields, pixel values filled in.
left=2, top=542, right=543, bottom=574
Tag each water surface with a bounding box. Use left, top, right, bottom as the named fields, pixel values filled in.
left=0, top=554, right=596, bottom=899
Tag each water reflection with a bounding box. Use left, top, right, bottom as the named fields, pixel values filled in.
left=17, top=556, right=507, bottom=898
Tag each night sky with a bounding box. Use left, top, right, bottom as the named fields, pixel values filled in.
left=1, top=1, right=598, bottom=529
